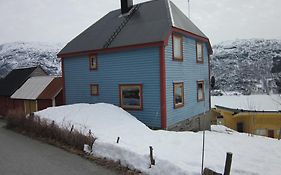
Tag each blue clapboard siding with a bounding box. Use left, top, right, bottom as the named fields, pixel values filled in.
left=165, top=35, right=210, bottom=127
left=64, top=47, right=161, bottom=128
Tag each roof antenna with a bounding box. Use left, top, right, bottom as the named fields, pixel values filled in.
left=188, top=0, right=191, bottom=19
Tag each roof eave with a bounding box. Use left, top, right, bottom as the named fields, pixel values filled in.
left=171, top=27, right=213, bottom=54
left=57, top=41, right=164, bottom=58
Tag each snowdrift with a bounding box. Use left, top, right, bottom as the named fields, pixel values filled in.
left=35, top=103, right=281, bottom=175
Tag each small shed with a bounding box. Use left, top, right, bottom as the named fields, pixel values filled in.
left=0, top=66, right=47, bottom=116
left=11, top=76, right=63, bottom=115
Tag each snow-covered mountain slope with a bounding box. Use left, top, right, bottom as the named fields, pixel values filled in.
left=1, top=39, right=281, bottom=95
left=211, top=39, right=281, bottom=95
left=0, top=42, right=63, bottom=78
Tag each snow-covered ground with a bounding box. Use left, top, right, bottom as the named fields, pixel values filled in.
left=35, top=103, right=281, bottom=175
left=212, top=94, right=281, bottom=111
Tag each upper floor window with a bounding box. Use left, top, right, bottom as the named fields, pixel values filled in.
left=89, top=55, right=97, bottom=70
left=197, top=81, right=204, bottom=101
left=119, top=84, right=143, bottom=110
left=196, top=42, right=204, bottom=63
left=173, top=34, right=183, bottom=61
left=90, top=84, right=99, bottom=96
left=173, top=82, right=184, bottom=108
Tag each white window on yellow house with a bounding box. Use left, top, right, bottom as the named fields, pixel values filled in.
left=217, top=115, right=224, bottom=125
left=277, top=129, right=281, bottom=138
left=255, top=129, right=267, bottom=136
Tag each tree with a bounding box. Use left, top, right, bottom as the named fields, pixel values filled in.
left=271, top=56, right=281, bottom=93
left=210, top=76, right=216, bottom=90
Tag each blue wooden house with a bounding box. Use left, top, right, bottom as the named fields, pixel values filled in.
left=58, top=0, right=213, bottom=129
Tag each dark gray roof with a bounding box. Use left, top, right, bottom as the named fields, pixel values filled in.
left=58, top=0, right=209, bottom=56
left=0, top=67, right=41, bottom=96
left=170, top=2, right=207, bottom=38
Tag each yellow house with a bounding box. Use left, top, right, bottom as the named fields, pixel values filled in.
left=212, top=105, right=281, bottom=139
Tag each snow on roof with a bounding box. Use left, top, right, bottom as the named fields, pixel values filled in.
left=11, top=76, right=54, bottom=100
left=211, top=95, right=281, bottom=111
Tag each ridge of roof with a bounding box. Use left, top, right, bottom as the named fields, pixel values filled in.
left=165, top=0, right=174, bottom=26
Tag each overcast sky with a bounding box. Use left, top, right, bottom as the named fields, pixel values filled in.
left=0, top=0, right=280, bottom=45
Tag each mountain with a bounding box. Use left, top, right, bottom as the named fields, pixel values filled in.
left=211, top=39, right=281, bottom=95
left=0, top=42, right=63, bottom=78
left=1, top=40, right=281, bottom=95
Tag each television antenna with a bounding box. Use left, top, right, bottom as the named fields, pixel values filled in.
left=188, top=0, right=191, bottom=19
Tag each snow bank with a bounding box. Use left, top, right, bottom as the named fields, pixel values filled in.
left=35, top=103, right=281, bottom=175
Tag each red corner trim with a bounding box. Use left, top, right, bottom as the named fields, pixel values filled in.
left=61, top=58, right=66, bottom=105
left=160, top=44, right=167, bottom=129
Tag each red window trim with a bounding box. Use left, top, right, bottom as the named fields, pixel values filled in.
left=197, top=80, right=205, bottom=102
left=196, top=42, right=204, bottom=64
left=119, top=84, right=143, bottom=111
left=89, top=54, right=98, bottom=70
left=173, top=82, right=184, bottom=109
left=172, top=34, right=183, bottom=61
left=90, top=84, right=99, bottom=96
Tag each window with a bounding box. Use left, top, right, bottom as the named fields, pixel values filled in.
left=255, top=129, right=267, bottom=136
left=217, top=115, right=224, bottom=125
left=277, top=129, right=281, bottom=138
left=173, top=82, right=184, bottom=108
left=197, top=81, right=204, bottom=101
left=90, top=84, right=99, bottom=96
left=196, top=42, right=204, bottom=63
left=89, top=55, right=97, bottom=70
left=237, top=122, right=244, bottom=133
left=173, top=34, right=183, bottom=61
left=119, top=84, right=143, bottom=110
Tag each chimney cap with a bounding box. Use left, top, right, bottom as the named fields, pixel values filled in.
left=121, top=0, right=133, bottom=14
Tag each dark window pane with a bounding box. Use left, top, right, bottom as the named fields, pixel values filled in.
left=120, top=85, right=142, bottom=109
left=122, top=88, right=140, bottom=106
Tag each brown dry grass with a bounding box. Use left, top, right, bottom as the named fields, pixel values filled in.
left=6, top=113, right=95, bottom=151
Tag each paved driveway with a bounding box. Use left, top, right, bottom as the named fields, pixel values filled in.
left=0, top=120, right=117, bottom=175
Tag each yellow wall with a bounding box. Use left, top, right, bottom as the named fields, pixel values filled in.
left=24, top=100, right=37, bottom=115
left=212, top=108, right=281, bottom=139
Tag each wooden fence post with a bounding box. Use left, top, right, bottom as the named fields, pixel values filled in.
left=278, top=128, right=281, bottom=140
left=224, top=152, right=233, bottom=175
left=149, top=146, right=155, bottom=166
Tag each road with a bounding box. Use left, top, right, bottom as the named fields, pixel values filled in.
left=0, top=120, right=117, bottom=175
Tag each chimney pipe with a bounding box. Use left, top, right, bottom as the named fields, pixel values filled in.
left=121, top=0, right=133, bottom=14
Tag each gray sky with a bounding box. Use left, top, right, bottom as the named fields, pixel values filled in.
left=0, top=0, right=280, bottom=45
